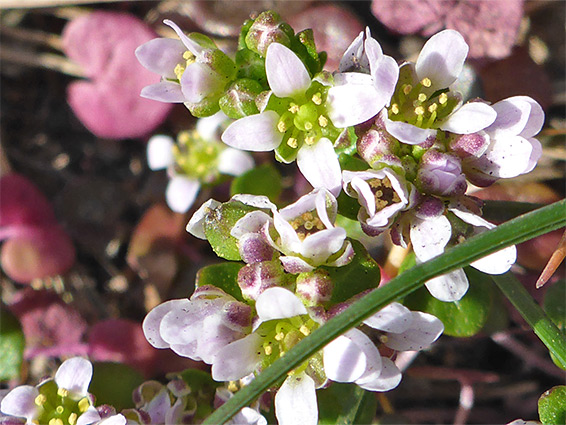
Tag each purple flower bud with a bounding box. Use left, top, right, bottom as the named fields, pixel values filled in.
left=449, top=132, right=489, bottom=158
left=357, top=128, right=400, bottom=166
left=244, top=11, right=293, bottom=56
left=414, top=196, right=446, bottom=219
left=238, top=232, right=275, bottom=264
left=295, top=269, right=334, bottom=307
left=417, top=150, right=467, bottom=197
left=237, top=260, right=294, bottom=301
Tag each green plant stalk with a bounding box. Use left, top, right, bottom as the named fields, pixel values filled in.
left=204, top=200, right=566, bottom=425
left=492, top=272, right=566, bottom=368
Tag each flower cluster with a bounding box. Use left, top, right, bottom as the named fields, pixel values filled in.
left=135, top=10, right=545, bottom=424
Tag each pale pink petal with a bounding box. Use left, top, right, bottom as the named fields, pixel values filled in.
left=409, top=215, right=451, bottom=262
left=211, top=334, right=261, bottom=381
left=486, top=97, right=532, bottom=136
left=231, top=194, right=277, bottom=210
left=416, top=29, right=468, bottom=89
left=519, top=97, right=545, bottom=138
left=186, top=198, right=221, bottom=239
left=54, top=357, right=93, bottom=397
left=323, top=329, right=376, bottom=382
left=159, top=300, right=202, bottom=346
left=140, top=82, right=187, bottom=103
left=135, top=38, right=186, bottom=79
left=99, top=414, right=127, bottom=425
left=196, top=111, right=228, bottom=141
left=384, top=312, right=444, bottom=351
left=275, top=375, right=318, bottom=425
left=163, top=19, right=205, bottom=57
left=357, top=357, right=402, bottom=392
left=147, top=135, right=175, bottom=170
left=326, top=241, right=355, bottom=267
left=523, top=137, right=542, bottom=174
left=217, top=148, right=255, bottom=176
left=327, top=77, right=382, bottom=128
left=180, top=62, right=225, bottom=104
left=279, top=190, right=321, bottom=223
left=384, top=117, right=437, bottom=145
left=142, top=299, right=187, bottom=348
left=363, top=302, right=412, bottom=334
left=349, top=176, right=376, bottom=216
left=424, top=269, right=469, bottom=302
left=468, top=134, right=533, bottom=178
left=440, top=102, right=497, bottom=134
left=265, top=43, right=311, bottom=98
left=300, top=228, right=347, bottom=264
left=255, top=287, right=307, bottom=322
left=0, top=386, right=39, bottom=421
left=231, top=211, right=272, bottom=239
left=272, top=212, right=303, bottom=254
left=297, top=138, right=342, bottom=196
left=76, top=407, right=101, bottom=425
left=221, top=111, right=282, bottom=152
left=165, top=176, right=200, bottom=213
left=338, top=30, right=367, bottom=72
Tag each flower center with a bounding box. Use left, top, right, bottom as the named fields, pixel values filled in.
left=288, top=210, right=325, bottom=241
left=256, top=316, right=319, bottom=374
left=34, top=381, right=92, bottom=425
left=367, top=177, right=401, bottom=211
left=173, top=51, right=196, bottom=81
left=173, top=130, right=221, bottom=181
left=387, top=76, right=459, bottom=129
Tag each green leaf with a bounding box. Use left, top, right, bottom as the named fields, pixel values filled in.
left=203, top=200, right=566, bottom=425
left=89, top=362, right=144, bottom=411
left=318, top=383, right=377, bottom=425
left=204, top=201, right=257, bottom=261
left=0, top=307, right=25, bottom=381
left=196, top=262, right=244, bottom=301
left=230, top=164, right=282, bottom=202
left=544, top=279, right=566, bottom=331
left=538, top=386, right=566, bottom=425
left=324, top=239, right=381, bottom=305
left=404, top=268, right=493, bottom=337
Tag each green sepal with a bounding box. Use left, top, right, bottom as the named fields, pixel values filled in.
left=203, top=200, right=258, bottom=261
left=538, top=386, right=566, bottom=425
left=219, top=78, right=263, bottom=119
left=404, top=267, right=493, bottom=337
left=230, top=163, right=282, bottom=202
left=195, top=262, right=245, bottom=302
left=294, top=29, right=323, bottom=75
left=324, top=239, right=381, bottom=306
left=235, top=49, right=268, bottom=89
left=317, top=383, right=377, bottom=425
left=0, top=306, right=25, bottom=381
left=89, top=362, right=144, bottom=411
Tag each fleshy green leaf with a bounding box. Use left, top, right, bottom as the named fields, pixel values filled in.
left=230, top=163, right=282, bottom=202
left=196, top=262, right=244, bottom=301
left=317, top=383, right=377, bottom=425
left=0, top=307, right=25, bottom=380
left=404, top=267, right=493, bottom=337
left=324, top=239, right=381, bottom=305
left=203, top=201, right=257, bottom=261
left=89, top=362, right=144, bottom=410
left=538, top=386, right=566, bottom=425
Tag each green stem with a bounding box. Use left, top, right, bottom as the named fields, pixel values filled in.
left=204, top=200, right=566, bottom=425
left=492, top=272, right=566, bottom=369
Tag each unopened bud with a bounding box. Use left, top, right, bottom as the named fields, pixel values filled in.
left=296, top=269, right=334, bottom=307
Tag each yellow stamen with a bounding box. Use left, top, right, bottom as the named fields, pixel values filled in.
left=311, top=93, right=322, bottom=105
left=182, top=51, right=193, bottom=61
left=402, top=84, right=412, bottom=95
left=304, top=136, right=315, bottom=145
left=277, top=121, right=287, bottom=133
left=68, top=413, right=78, bottom=425
left=390, top=103, right=400, bottom=114
left=287, top=137, right=298, bottom=148
left=56, top=406, right=64, bottom=414
left=279, top=351, right=286, bottom=357
left=318, top=115, right=328, bottom=127
left=414, top=106, right=425, bottom=116
left=417, top=93, right=427, bottom=102
left=173, top=64, right=185, bottom=81
left=304, top=122, right=313, bottom=131
left=379, top=334, right=389, bottom=344
left=299, top=325, right=310, bottom=336
left=421, top=77, right=432, bottom=87
left=304, top=221, right=313, bottom=230
left=288, top=104, right=300, bottom=114
left=439, top=93, right=448, bottom=104
left=264, top=345, right=273, bottom=355
left=428, top=103, right=438, bottom=113
left=49, top=419, right=63, bottom=425
left=35, top=394, right=47, bottom=406
left=205, top=146, right=215, bottom=155
left=57, top=388, right=69, bottom=398
left=275, top=332, right=285, bottom=341
left=78, top=398, right=90, bottom=413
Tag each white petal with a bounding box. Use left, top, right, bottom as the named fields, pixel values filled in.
left=327, top=78, right=382, bottom=128
left=357, top=358, right=402, bottom=392
left=275, top=375, right=318, bottom=425
left=76, top=407, right=101, bottom=425
left=0, top=386, right=39, bottom=420
left=416, top=29, right=468, bottom=89
left=221, top=111, right=282, bottom=152
left=196, top=110, right=228, bottom=141
left=338, top=29, right=367, bottom=72
left=471, top=245, right=516, bottom=275
left=141, top=82, right=187, bottom=103
left=425, top=269, right=469, bottom=302
left=486, top=97, right=532, bottom=136
left=265, top=43, right=311, bottom=99
left=164, top=20, right=205, bottom=57
left=99, top=414, right=127, bottom=425
left=54, top=357, right=93, bottom=397
left=297, top=138, right=342, bottom=197
left=272, top=211, right=303, bottom=254
left=523, top=137, right=542, bottom=174
left=166, top=176, right=200, bottom=213
left=159, top=300, right=201, bottom=346
left=368, top=53, right=399, bottom=107
left=255, top=287, right=307, bottom=321
left=147, top=135, right=175, bottom=170
left=519, top=97, right=545, bottom=138
left=468, top=134, right=533, bottom=178
left=231, top=211, right=272, bottom=239
left=135, top=38, right=186, bottom=79
left=301, top=228, right=347, bottom=264
left=279, top=256, right=315, bottom=273
left=410, top=215, right=451, bottom=262
left=231, top=194, right=277, bottom=210
left=440, top=102, right=497, bottom=134
left=384, top=117, right=437, bottom=145
left=384, top=312, right=444, bottom=351
left=349, top=177, right=376, bottom=216
left=181, top=62, right=224, bottom=104
left=324, top=329, right=373, bottom=382
left=186, top=198, right=221, bottom=239
left=218, top=148, right=255, bottom=176
left=211, top=334, right=261, bottom=381
left=143, top=299, right=187, bottom=348
left=363, top=302, right=412, bottom=334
